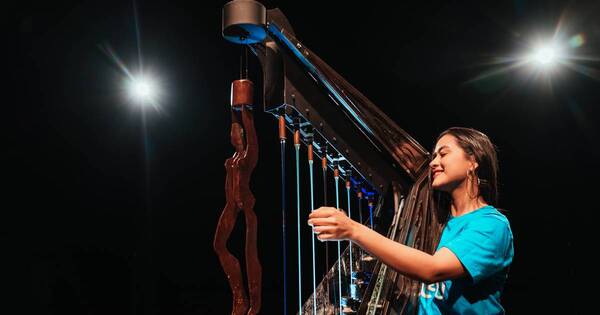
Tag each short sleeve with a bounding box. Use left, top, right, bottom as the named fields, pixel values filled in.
left=441, top=214, right=514, bottom=284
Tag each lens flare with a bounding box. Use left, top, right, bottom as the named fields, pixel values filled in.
left=568, top=34, right=585, bottom=48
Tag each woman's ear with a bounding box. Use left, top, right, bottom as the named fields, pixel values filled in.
left=469, top=157, right=479, bottom=171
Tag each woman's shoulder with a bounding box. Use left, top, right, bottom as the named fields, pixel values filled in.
left=470, top=205, right=513, bottom=233
left=484, top=206, right=511, bottom=224
left=462, top=206, right=514, bottom=257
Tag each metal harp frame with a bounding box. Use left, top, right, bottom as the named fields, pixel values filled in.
left=225, top=3, right=442, bottom=314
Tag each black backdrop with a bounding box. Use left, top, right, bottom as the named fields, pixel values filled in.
left=8, top=0, right=599, bottom=314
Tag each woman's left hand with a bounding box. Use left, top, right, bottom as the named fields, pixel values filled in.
left=307, top=207, right=358, bottom=241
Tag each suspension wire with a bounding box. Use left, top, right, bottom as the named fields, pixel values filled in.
left=294, top=128, right=302, bottom=315
left=308, top=141, right=317, bottom=315
left=245, top=45, right=249, bottom=79
left=334, top=164, right=343, bottom=313
left=279, top=115, right=288, bottom=315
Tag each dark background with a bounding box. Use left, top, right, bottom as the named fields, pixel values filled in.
left=7, top=0, right=599, bottom=314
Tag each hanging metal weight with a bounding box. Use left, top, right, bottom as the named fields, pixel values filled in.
left=222, top=0, right=267, bottom=44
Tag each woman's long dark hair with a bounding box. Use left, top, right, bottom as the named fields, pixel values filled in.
left=432, top=127, right=500, bottom=222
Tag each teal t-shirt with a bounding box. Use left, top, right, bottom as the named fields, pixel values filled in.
left=418, top=205, right=514, bottom=314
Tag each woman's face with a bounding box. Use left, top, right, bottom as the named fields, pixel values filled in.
left=429, top=134, right=477, bottom=192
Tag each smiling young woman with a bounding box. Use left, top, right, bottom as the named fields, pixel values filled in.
left=308, top=127, right=514, bottom=314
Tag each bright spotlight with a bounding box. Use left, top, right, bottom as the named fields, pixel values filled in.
left=532, top=45, right=557, bottom=65
left=129, top=76, right=157, bottom=102
left=126, top=75, right=162, bottom=110
left=465, top=17, right=600, bottom=87
left=132, top=79, right=154, bottom=100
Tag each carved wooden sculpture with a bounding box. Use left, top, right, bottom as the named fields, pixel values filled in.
left=213, top=79, right=262, bottom=315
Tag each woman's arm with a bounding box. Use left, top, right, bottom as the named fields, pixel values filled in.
left=308, top=207, right=466, bottom=284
